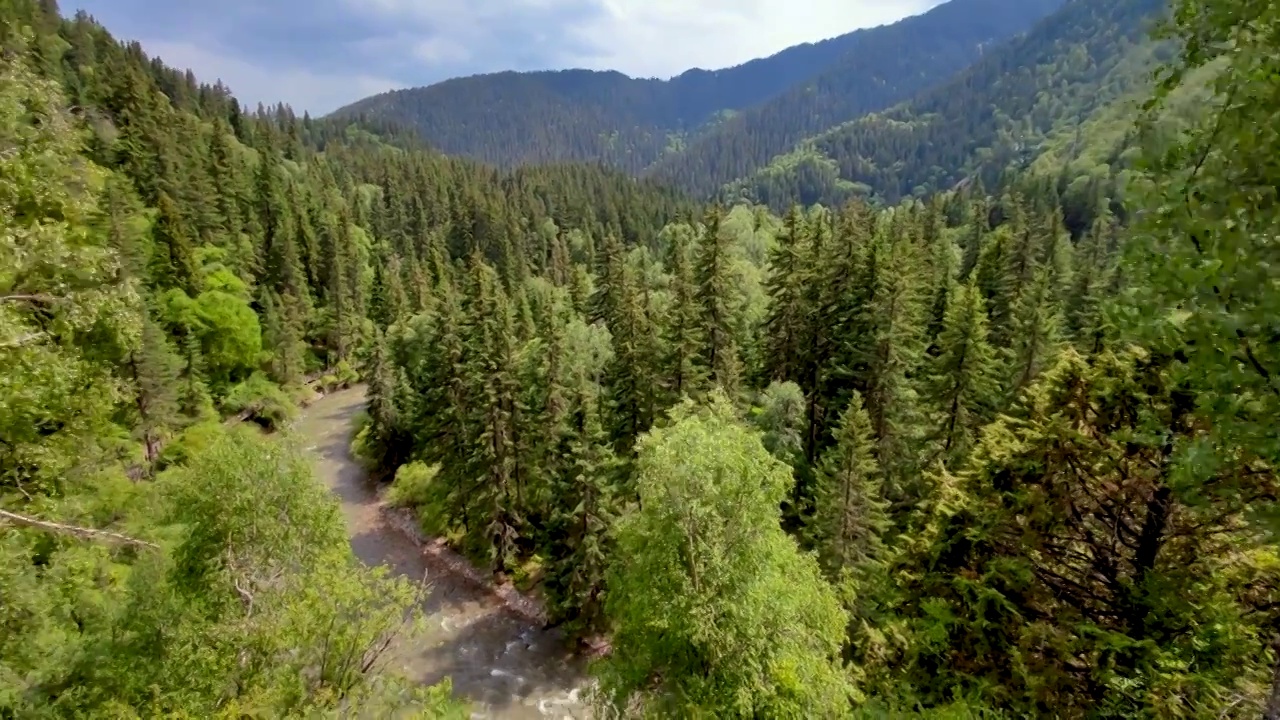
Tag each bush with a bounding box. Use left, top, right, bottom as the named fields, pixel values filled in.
left=221, top=372, right=296, bottom=430
left=335, top=359, right=359, bottom=386
left=348, top=411, right=376, bottom=468
left=385, top=461, right=441, bottom=509
left=318, top=374, right=339, bottom=393
left=156, top=421, right=226, bottom=470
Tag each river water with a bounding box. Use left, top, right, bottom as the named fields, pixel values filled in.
left=294, top=386, right=590, bottom=719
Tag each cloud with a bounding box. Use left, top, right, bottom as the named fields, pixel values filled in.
left=140, top=40, right=403, bottom=115
left=68, top=0, right=944, bottom=114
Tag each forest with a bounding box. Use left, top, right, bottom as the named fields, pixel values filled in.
left=3, top=0, right=1280, bottom=717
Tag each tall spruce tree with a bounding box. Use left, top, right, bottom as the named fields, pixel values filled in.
left=925, top=280, right=1000, bottom=468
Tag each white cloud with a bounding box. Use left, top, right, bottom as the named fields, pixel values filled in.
left=72, top=0, right=945, bottom=112
left=140, top=40, right=404, bottom=114
left=347, top=0, right=943, bottom=79
left=567, top=0, right=942, bottom=77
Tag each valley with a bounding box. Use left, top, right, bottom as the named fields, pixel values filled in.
left=3, top=0, right=1279, bottom=716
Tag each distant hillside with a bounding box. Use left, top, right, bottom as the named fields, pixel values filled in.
left=644, top=0, right=1067, bottom=196
left=728, top=0, right=1166, bottom=212
left=330, top=0, right=1064, bottom=177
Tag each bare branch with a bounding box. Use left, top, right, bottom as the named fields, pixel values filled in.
left=0, top=508, right=158, bottom=548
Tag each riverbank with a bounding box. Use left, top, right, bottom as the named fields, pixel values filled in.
left=294, top=387, right=589, bottom=719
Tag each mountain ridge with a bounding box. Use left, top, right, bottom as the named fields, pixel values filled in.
left=330, top=0, right=1065, bottom=179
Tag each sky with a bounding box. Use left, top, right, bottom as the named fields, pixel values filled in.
left=68, top=0, right=943, bottom=115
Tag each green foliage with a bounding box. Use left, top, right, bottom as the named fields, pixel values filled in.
left=8, top=0, right=1280, bottom=715
left=221, top=372, right=298, bottom=430
left=597, top=394, right=852, bottom=717
left=733, top=0, right=1163, bottom=224
left=385, top=461, right=442, bottom=510
left=2, top=426, right=463, bottom=717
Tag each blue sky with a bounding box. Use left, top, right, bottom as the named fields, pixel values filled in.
left=69, top=0, right=941, bottom=115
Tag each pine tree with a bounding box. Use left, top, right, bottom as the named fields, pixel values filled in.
left=261, top=290, right=305, bottom=387
left=366, top=328, right=399, bottom=468
left=694, top=208, right=742, bottom=396
left=807, top=392, right=889, bottom=578
left=176, top=331, right=214, bottom=421
left=857, top=229, right=927, bottom=505
left=1066, top=212, right=1115, bottom=353
left=762, top=205, right=808, bottom=384
left=149, top=190, right=199, bottom=294
left=1004, top=265, right=1063, bottom=399
left=660, top=224, right=706, bottom=403
left=460, top=257, right=523, bottom=572
left=130, top=312, right=181, bottom=460
left=926, top=280, right=1000, bottom=468
left=923, top=208, right=958, bottom=355
left=958, top=196, right=988, bottom=281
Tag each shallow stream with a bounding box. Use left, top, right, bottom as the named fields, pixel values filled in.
left=294, top=387, right=590, bottom=719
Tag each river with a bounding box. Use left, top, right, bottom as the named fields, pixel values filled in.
left=294, top=386, right=590, bottom=719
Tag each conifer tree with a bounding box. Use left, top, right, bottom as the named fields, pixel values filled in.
left=130, top=311, right=181, bottom=462
left=762, top=205, right=808, bottom=384
left=694, top=208, right=742, bottom=396
left=176, top=331, right=215, bottom=421
left=858, top=229, right=926, bottom=461
left=460, top=257, right=523, bottom=571
left=807, top=392, right=889, bottom=578
left=660, top=224, right=706, bottom=403
left=958, top=196, right=988, bottom=281
left=261, top=289, right=306, bottom=387
left=1004, top=264, right=1063, bottom=399
left=923, top=211, right=958, bottom=355
left=365, top=328, right=400, bottom=468
left=926, top=280, right=1000, bottom=467
left=150, top=190, right=199, bottom=294
left=1066, top=212, right=1115, bottom=353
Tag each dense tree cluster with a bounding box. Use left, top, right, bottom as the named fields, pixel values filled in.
left=369, top=144, right=1280, bottom=713
left=0, top=0, right=688, bottom=714
left=4, top=0, right=1280, bottom=716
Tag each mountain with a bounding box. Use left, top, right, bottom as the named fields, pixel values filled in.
left=644, top=0, right=1067, bottom=195
left=331, top=0, right=1065, bottom=179
left=728, top=0, right=1166, bottom=213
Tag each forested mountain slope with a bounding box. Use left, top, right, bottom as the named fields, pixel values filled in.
left=644, top=0, right=1066, bottom=195
left=8, top=0, right=1280, bottom=716
left=0, top=0, right=690, bottom=714
left=332, top=0, right=1063, bottom=177
left=729, top=0, right=1165, bottom=214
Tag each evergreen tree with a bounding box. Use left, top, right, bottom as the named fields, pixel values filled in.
left=1004, top=264, right=1063, bottom=398
left=130, top=311, right=181, bottom=462
left=660, top=223, right=706, bottom=403
left=459, top=257, right=523, bottom=571
left=261, top=289, right=306, bottom=387
left=762, top=205, right=808, bottom=384
left=925, top=280, right=1000, bottom=467
left=807, top=392, right=888, bottom=578
left=857, top=227, right=926, bottom=491
left=694, top=208, right=742, bottom=396
left=149, top=190, right=199, bottom=294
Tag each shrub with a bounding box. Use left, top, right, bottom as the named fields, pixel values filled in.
left=385, top=461, right=441, bottom=509
left=335, top=360, right=359, bottom=386
left=221, top=372, right=296, bottom=430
